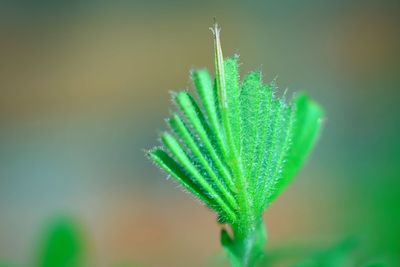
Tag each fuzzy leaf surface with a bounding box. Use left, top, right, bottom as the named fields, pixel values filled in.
left=148, top=57, right=324, bottom=225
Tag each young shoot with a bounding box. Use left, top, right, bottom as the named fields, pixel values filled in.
left=148, top=22, right=324, bottom=267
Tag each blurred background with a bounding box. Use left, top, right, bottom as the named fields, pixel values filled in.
left=0, top=1, right=399, bottom=266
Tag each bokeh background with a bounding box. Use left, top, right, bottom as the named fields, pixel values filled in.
left=0, top=1, right=399, bottom=266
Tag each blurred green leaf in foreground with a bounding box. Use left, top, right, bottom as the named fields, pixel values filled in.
left=37, top=217, right=85, bottom=267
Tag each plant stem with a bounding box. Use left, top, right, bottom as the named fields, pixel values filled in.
left=221, top=220, right=267, bottom=267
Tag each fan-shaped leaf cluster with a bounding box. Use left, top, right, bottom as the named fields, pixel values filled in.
left=149, top=56, right=323, bottom=225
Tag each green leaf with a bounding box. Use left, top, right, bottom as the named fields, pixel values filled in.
left=149, top=148, right=217, bottom=209
left=173, top=92, right=234, bottom=190
left=259, top=100, right=296, bottom=211
left=224, top=57, right=242, bottom=156
left=192, top=70, right=225, bottom=154
left=240, top=71, right=262, bottom=179
left=160, top=131, right=237, bottom=221
left=168, top=114, right=237, bottom=210
left=291, top=238, right=357, bottom=267
left=269, top=93, right=324, bottom=203
left=247, top=84, right=273, bottom=198
left=38, top=218, right=85, bottom=267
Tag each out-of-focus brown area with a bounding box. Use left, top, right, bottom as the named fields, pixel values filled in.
left=0, top=1, right=399, bottom=267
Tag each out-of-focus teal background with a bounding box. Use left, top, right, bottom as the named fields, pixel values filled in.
left=0, top=1, right=399, bottom=266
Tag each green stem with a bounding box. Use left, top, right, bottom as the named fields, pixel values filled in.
left=221, top=220, right=267, bottom=267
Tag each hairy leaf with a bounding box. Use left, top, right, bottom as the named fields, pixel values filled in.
left=148, top=24, right=324, bottom=231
